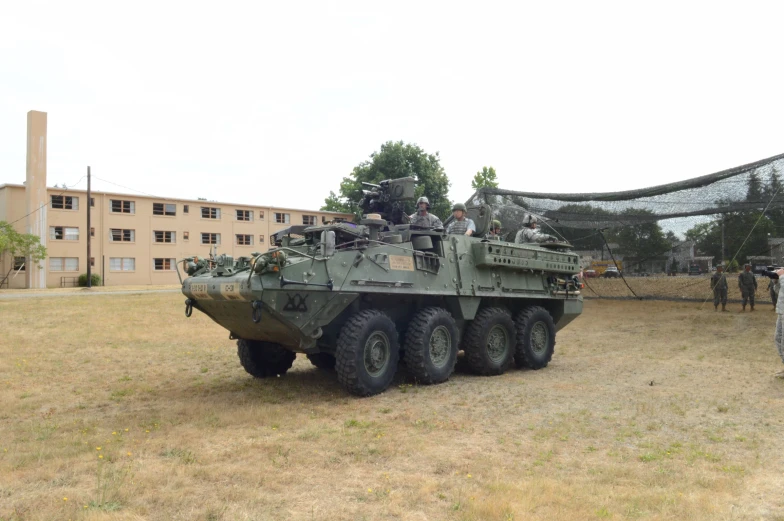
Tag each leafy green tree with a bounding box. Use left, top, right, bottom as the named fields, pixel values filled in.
left=544, top=204, right=616, bottom=251
left=323, top=141, right=452, bottom=219
left=321, top=191, right=351, bottom=213
left=746, top=171, right=764, bottom=202
left=611, top=209, right=671, bottom=263
left=0, top=221, right=47, bottom=271
left=471, top=166, right=499, bottom=190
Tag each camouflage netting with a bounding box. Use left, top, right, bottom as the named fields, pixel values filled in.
left=468, top=153, right=784, bottom=301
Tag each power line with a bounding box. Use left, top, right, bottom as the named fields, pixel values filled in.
left=7, top=176, right=87, bottom=226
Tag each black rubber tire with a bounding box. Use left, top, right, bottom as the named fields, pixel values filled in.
left=237, top=339, right=296, bottom=378
left=403, top=307, right=459, bottom=384
left=462, top=307, right=515, bottom=375
left=335, top=310, right=400, bottom=397
left=514, top=306, right=556, bottom=369
left=306, top=352, right=336, bottom=370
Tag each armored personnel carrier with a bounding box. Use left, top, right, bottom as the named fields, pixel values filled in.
left=180, top=177, right=583, bottom=396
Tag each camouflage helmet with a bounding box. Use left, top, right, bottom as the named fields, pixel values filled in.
left=416, top=196, right=430, bottom=209
left=523, top=213, right=538, bottom=227
left=492, top=219, right=502, bottom=229
left=452, top=202, right=467, bottom=212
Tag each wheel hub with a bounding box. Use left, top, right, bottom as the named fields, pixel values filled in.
left=486, top=325, right=509, bottom=362
left=429, top=325, right=451, bottom=368
left=364, top=332, right=390, bottom=377
left=531, top=322, right=549, bottom=354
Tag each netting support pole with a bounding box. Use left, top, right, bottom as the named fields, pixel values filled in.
left=599, top=230, right=642, bottom=300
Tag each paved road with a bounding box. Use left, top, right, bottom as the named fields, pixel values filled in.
left=0, top=289, right=180, bottom=300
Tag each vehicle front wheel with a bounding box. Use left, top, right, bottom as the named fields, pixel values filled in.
left=514, top=306, right=556, bottom=369
left=403, top=307, right=459, bottom=384
left=237, top=340, right=296, bottom=378
left=335, top=310, right=400, bottom=396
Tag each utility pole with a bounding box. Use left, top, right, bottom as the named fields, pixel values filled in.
left=86, top=166, right=92, bottom=288
left=721, top=215, right=725, bottom=267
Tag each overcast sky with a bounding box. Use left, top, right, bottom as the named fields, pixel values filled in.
left=1, top=1, right=783, bottom=211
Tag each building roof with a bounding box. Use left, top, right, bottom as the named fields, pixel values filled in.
left=0, top=183, right=353, bottom=216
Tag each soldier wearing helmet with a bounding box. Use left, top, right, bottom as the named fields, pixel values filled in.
left=409, top=196, right=443, bottom=229
left=446, top=202, right=476, bottom=236
left=514, top=213, right=554, bottom=244
left=487, top=219, right=503, bottom=240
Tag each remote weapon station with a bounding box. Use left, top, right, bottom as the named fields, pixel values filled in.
left=181, top=177, right=583, bottom=396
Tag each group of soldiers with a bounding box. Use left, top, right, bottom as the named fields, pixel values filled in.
left=710, top=263, right=779, bottom=312
left=408, top=197, right=555, bottom=244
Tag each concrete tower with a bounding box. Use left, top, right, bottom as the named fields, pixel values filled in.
left=25, top=110, right=47, bottom=289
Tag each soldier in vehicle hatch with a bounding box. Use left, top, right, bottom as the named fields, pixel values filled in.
left=711, top=265, right=728, bottom=312
left=738, top=263, right=758, bottom=311
left=487, top=220, right=503, bottom=240
left=446, top=203, right=475, bottom=236
left=514, top=214, right=554, bottom=244
left=409, top=196, right=443, bottom=229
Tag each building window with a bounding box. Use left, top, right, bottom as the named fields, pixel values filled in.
left=259, top=235, right=265, bottom=244
left=90, top=197, right=95, bottom=207
left=236, top=209, right=252, bottom=222
left=259, top=210, right=265, bottom=220
left=153, top=258, right=176, bottom=271
left=302, top=215, right=316, bottom=225
left=183, top=231, right=189, bottom=241
left=90, top=227, right=95, bottom=237
left=153, top=203, right=176, bottom=216
left=275, top=212, right=290, bottom=224
left=183, top=204, right=189, bottom=214
left=109, top=257, right=135, bottom=271
left=201, top=233, right=220, bottom=245
left=236, top=234, right=253, bottom=246
left=13, top=257, right=25, bottom=271
left=110, top=229, right=135, bottom=242
left=49, top=257, right=79, bottom=272
left=49, top=226, right=79, bottom=241
left=51, top=195, right=78, bottom=210
left=154, top=231, right=176, bottom=243
left=201, top=207, right=220, bottom=219
left=110, top=199, right=135, bottom=214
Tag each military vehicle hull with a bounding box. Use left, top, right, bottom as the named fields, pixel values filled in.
left=182, top=232, right=582, bottom=396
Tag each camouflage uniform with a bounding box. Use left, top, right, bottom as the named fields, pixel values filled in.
left=738, top=270, right=757, bottom=310
left=514, top=227, right=552, bottom=244
left=446, top=218, right=476, bottom=235
left=710, top=271, right=728, bottom=310
left=769, top=278, right=780, bottom=310
left=409, top=212, right=443, bottom=229
left=776, top=282, right=784, bottom=367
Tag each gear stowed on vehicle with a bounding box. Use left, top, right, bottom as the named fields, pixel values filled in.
left=180, top=177, right=583, bottom=396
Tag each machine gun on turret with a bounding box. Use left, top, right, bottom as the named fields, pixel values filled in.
left=359, top=176, right=417, bottom=225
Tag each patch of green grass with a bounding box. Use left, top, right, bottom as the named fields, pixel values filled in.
left=161, top=448, right=196, bottom=464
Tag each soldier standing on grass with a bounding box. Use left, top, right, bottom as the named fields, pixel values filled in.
left=769, top=276, right=780, bottom=311
left=738, top=263, right=758, bottom=312
left=711, top=265, right=728, bottom=312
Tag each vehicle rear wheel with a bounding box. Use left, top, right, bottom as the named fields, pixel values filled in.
left=514, top=306, right=556, bottom=369
left=403, top=307, right=459, bottom=384
left=463, top=307, right=514, bottom=375
left=307, top=352, right=336, bottom=370
left=335, top=310, right=400, bottom=396
left=237, top=339, right=296, bottom=378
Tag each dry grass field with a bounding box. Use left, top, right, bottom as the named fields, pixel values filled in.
left=585, top=274, right=779, bottom=302
left=2, top=293, right=784, bottom=521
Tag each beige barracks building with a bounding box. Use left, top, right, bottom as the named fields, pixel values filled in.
left=0, top=111, right=353, bottom=289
